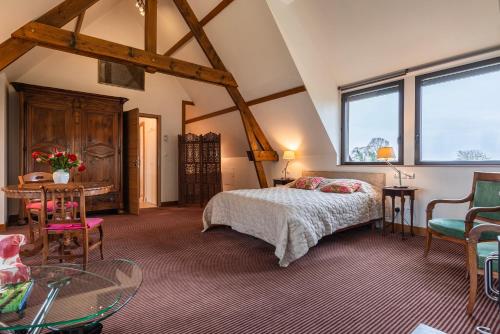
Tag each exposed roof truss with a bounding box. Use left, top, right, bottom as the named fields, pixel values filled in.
left=0, top=0, right=280, bottom=187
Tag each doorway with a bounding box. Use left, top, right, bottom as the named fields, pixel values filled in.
left=139, top=114, right=161, bottom=209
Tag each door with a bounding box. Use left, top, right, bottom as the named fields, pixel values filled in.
left=124, top=108, right=140, bottom=215
left=81, top=99, right=121, bottom=211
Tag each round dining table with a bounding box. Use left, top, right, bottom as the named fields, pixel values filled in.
left=1, top=182, right=113, bottom=200
left=1, top=182, right=114, bottom=256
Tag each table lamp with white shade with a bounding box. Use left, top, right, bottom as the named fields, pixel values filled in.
left=376, top=146, right=413, bottom=188
left=282, top=150, right=295, bottom=179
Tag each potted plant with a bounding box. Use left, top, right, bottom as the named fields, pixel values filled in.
left=32, top=149, right=86, bottom=184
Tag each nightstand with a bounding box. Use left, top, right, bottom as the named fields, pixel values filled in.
left=273, top=178, right=294, bottom=187
left=382, top=187, right=418, bottom=239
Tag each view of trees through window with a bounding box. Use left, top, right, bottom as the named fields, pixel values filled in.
left=349, top=137, right=389, bottom=162
left=342, top=81, right=403, bottom=164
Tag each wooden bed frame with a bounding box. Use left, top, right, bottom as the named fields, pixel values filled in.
left=302, top=170, right=387, bottom=232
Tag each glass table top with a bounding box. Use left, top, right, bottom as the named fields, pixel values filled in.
left=0, top=259, right=142, bottom=332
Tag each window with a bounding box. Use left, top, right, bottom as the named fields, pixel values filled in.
left=341, top=80, right=404, bottom=164
left=415, top=57, right=500, bottom=164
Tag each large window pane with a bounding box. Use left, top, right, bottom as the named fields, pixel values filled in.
left=342, top=81, right=403, bottom=164
left=416, top=58, right=500, bottom=164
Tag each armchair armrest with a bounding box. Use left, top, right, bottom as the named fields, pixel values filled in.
left=465, top=205, right=500, bottom=224
left=426, top=194, right=473, bottom=222
left=468, top=222, right=500, bottom=243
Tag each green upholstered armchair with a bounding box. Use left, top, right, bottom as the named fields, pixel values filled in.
left=467, top=223, right=499, bottom=315
left=425, top=172, right=500, bottom=262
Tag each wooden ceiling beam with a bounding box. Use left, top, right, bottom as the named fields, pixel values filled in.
left=0, top=0, right=101, bottom=71
left=145, top=0, right=157, bottom=53
left=164, top=0, right=234, bottom=57
left=12, top=22, right=238, bottom=87
left=74, top=12, right=86, bottom=34
left=185, top=85, right=306, bottom=124
left=173, top=0, right=277, bottom=188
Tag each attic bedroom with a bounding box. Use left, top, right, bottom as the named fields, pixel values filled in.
left=0, top=0, right=499, bottom=333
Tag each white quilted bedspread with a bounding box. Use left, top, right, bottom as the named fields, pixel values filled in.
left=203, top=181, right=382, bottom=267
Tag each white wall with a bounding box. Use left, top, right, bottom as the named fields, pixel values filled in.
left=0, top=73, right=8, bottom=225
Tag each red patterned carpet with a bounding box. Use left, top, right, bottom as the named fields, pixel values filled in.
left=17, top=208, right=500, bottom=333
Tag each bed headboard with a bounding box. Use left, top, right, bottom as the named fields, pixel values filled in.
left=302, top=171, right=386, bottom=189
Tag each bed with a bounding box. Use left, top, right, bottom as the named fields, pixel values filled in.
left=202, top=171, right=385, bottom=267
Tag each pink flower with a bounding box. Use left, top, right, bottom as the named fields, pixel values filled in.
left=78, top=164, right=86, bottom=172
left=31, top=151, right=41, bottom=159
left=36, top=158, right=42, bottom=162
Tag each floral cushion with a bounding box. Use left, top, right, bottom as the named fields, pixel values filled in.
left=320, top=180, right=362, bottom=194
left=0, top=235, right=30, bottom=285
left=293, top=176, right=324, bottom=190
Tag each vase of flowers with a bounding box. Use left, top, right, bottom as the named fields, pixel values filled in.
left=32, top=149, right=86, bottom=184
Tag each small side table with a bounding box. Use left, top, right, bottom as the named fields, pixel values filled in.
left=273, top=178, right=295, bottom=187
left=382, top=186, right=418, bottom=238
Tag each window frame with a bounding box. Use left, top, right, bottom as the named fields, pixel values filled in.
left=341, top=80, right=405, bottom=165
left=415, top=57, right=500, bottom=165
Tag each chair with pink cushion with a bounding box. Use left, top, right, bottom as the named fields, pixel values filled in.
left=40, top=184, right=104, bottom=268
left=0, top=234, right=30, bottom=285
left=19, top=172, right=78, bottom=243
left=19, top=172, right=53, bottom=243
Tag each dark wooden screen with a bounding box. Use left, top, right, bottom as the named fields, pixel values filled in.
left=178, top=132, right=221, bottom=206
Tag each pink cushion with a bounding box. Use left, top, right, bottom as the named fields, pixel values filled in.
left=0, top=235, right=29, bottom=285
left=0, top=263, right=30, bottom=285
left=45, top=217, right=103, bottom=231
left=26, top=200, right=79, bottom=211
left=0, top=234, right=26, bottom=265
left=293, top=176, right=324, bottom=190
left=320, top=181, right=362, bottom=193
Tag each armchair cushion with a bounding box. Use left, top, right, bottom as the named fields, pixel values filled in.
left=476, top=242, right=498, bottom=272
left=429, top=218, right=500, bottom=240
left=473, top=181, right=500, bottom=221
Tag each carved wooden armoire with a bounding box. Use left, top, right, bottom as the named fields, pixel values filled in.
left=178, top=133, right=222, bottom=206
left=13, top=83, right=127, bottom=212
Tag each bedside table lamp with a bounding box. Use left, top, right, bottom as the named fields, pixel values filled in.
left=376, top=146, right=412, bottom=188
left=282, top=150, right=295, bottom=179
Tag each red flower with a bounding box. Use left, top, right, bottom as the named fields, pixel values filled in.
left=32, top=151, right=41, bottom=159
left=68, top=154, right=77, bottom=162
left=55, top=152, right=64, bottom=157
left=78, top=164, right=86, bottom=172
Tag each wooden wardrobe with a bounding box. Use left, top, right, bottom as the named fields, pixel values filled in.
left=13, top=83, right=127, bottom=212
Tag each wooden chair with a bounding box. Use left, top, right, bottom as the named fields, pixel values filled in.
left=18, top=172, right=53, bottom=243
left=425, top=172, right=500, bottom=265
left=467, top=223, right=499, bottom=314
left=40, top=184, right=104, bottom=268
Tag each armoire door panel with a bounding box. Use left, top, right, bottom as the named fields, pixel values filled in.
left=26, top=104, right=73, bottom=172
left=82, top=110, right=121, bottom=193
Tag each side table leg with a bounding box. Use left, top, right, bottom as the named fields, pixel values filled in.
left=410, top=195, right=415, bottom=236
left=401, top=195, right=406, bottom=239
left=381, top=194, right=386, bottom=234
left=391, top=195, right=395, bottom=233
